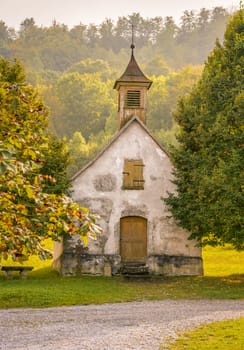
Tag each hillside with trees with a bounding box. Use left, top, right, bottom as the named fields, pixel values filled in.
left=0, top=8, right=229, bottom=70
left=0, top=7, right=231, bottom=175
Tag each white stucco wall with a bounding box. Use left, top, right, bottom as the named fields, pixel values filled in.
left=71, top=119, right=201, bottom=260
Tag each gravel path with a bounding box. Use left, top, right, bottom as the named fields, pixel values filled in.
left=0, top=300, right=244, bottom=350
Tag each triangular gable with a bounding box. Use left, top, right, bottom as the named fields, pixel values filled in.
left=71, top=116, right=169, bottom=180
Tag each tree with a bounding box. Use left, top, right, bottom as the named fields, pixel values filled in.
left=40, top=135, right=71, bottom=195
left=0, top=58, right=101, bottom=261
left=56, top=72, right=116, bottom=139
left=67, top=132, right=95, bottom=177
left=99, top=19, right=115, bottom=50
left=165, top=9, right=244, bottom=250
left=147, top=65, right=202, bottom=132
left=144, top=56, right=170, bottom=76
left=147, top=75, right=168, bottom=130
left=69, top=23, right=87, bottom=45
left=0, top=21, right=14, bottom=57
left=86, top=24, right=99, bottom=48
left=156, top=16, right=178, bottom=62
left=67, top=58, right=114, bottom=80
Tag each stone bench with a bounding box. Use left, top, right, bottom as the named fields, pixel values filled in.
left=1, top=266, right=33, bottom=279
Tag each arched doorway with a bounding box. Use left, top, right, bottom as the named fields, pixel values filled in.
left=120, top=216, right=147, bottom=263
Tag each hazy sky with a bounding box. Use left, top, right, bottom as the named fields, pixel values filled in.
left=1, top=0, right=240, bottom=29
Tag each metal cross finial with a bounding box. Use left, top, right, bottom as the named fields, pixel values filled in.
left=131, top=23, right=135, bottom=51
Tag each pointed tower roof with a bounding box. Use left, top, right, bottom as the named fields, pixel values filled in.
left=113, top=44, right=152, bottom=90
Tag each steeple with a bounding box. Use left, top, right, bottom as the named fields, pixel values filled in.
left=113, top=28, right=152, bottom=129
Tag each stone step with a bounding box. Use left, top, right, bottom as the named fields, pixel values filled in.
left=121, top=263, right=149, bottom=276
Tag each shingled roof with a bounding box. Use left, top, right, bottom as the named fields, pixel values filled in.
left=113, top=47, right=152, bottom=90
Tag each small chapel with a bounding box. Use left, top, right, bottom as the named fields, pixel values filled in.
left=54, top=41, right=203, bottom=277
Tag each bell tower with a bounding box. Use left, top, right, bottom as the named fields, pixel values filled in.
left=113, top=27, right=152, bottom=129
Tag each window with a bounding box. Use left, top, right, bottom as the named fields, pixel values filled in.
left=125, top=90, right=141, bottom=108
left=123, top=159, right=144, bottom=189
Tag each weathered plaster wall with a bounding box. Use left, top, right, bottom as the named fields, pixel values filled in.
left=60, top=120, right=202, bottom=276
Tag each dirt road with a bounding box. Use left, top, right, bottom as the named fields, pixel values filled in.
left=0, top=299, right=243, bottom=350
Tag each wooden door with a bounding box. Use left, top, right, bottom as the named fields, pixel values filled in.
left=120, top=216, right=147, bottom=263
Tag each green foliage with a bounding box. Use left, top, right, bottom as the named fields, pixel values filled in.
left=56, top=72, right=116, bottom=139
left=147, top=66, right=202, bottom=132
left=152, top=123, right=179, bottom=149
left=165, top=9, right=244, bottom=250
left=0, top=57, right=25, bottom=83
left=40, top=135, right=71, bottom=195
left=147, top=75, right=168, bottom=129
left=0, top=58, right=101, bottom=261
left=144, top=56, right=171, bottom=76
left=0, top=20, right=14, bottom=57
left=67, top=58, right=115, bottom=80
left=67, top=119, right=118, bottom=177
left=67, top=132, right=96, bottom=177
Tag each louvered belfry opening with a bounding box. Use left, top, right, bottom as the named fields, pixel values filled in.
left=126, top=90, right=141, bottom=108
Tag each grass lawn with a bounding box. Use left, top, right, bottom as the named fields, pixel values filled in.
left=203, top=245, right=244, bottom=276
left=164, top=318, right=244, bottom=350
left=0, top=245, right=243, bottom=350
left=0, top=245, right=243, bottom=308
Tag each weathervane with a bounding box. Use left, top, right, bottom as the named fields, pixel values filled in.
left=131, top=22, right=135, bottom=52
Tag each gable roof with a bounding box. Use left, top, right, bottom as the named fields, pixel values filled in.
left=71, top=116, right=169, bottom=181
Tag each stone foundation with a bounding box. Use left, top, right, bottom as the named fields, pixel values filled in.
left=60, top=253, right=121, bottom=276
left=59, top=252, right=203, bottom=276
left=147, top=254, right=203, bottom=276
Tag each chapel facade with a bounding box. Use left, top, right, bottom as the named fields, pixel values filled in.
left=54, top=44, right=203, bottom=276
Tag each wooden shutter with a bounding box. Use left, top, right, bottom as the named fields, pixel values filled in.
left=123, top=159, right=144, bottom=189
left=133, top=160, right=144, bottom=188
left=123, top=160, right=133, bottom=188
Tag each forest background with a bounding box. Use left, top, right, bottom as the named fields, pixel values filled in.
left=0, top=7, right=231, bottom=176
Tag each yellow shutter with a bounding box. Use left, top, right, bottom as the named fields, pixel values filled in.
left=133, top=160, right=144, bottom=189
left=123, top=160, right=144, bottom=189
left=123, top=160, right=132, bottom=188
